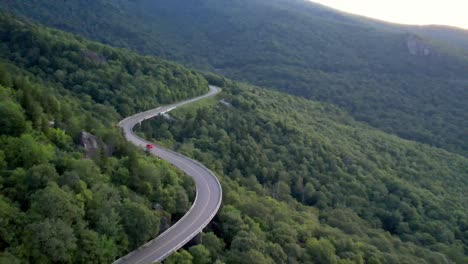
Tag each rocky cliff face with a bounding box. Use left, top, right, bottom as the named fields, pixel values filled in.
left=407, top=35, right=431, bottom=56
left=80, top=131, right=99, bottom=158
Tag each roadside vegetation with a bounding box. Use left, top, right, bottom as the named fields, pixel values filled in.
left=0, top=13, right=206, bottom=263
left=141, top=80, right=468, bottom=263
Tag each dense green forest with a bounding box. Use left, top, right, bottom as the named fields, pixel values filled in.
left=409, top=25, right=468, bottom=52
left=0, top=12, right=208, bottom=117
left=2, top=0, right=468, bottom=156
left=140, top=80, right=468, bottom=263
left=0, top=13, right=206, bottom=263
left=1, top=10, right=467, bottom=264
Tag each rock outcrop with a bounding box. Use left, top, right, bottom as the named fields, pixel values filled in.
left=406, top=35, right=431, bottom=56
left=80, top=131, right=99, bottom=158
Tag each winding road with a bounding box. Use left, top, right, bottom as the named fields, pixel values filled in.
left=114, top=85, right=222, bottom=264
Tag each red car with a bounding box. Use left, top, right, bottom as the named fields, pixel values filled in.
left=146, top=144, right=154, bottom=149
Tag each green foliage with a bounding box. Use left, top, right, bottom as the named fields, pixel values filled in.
left=74, top=229, right=117, bottom=264
left=0, top=252, right=21, bottom=264
left=201, top=232, right=225, bottom=261
left=25, top=164, right=59, bottom=194
left=165, top=249, right=193, bottom=264
left=139, top=82, right=468, bottom=263
left=119, top=200, right=160, bottom=249
left=29, top=183, right=84, bottom=225
left=4, top=0, right=468, bottom=155
left=1, top=134, right=54, bottom=169
left=23, top=218, right=77, bottom=263
left=0, top=197, right=22, bottom=250
left=189, top=245, right=211, bottom=264
left=0, top=12, right=208, bottom=116
left=0, top=14, right=200, bottom=263
left=306, top=238, right=337, bottom=264
left=0, top=7, right=466, bottom=264
left=0, top=100, right=26, bottom=136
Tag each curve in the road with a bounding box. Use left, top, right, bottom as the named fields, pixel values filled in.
left=114, top=85, right=222, bottom=264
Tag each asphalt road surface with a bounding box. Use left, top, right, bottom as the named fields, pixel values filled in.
left=114, top=85, right=222, bottom=264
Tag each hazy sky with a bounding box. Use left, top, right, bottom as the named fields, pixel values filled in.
left=310, top=0, right=468, bottom=29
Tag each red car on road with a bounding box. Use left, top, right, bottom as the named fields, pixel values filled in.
left=146, top=144, right=154, bottom=149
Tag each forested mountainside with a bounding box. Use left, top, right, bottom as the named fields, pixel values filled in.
left=0, top=13, right=206, bottom=263
left=0, top=13, right=208, bottom=117
left=0, top=9, right=467, bottom=264
left=2, top=0, right=468, bottom=156
left=411, top=25, right=468, bottom=52
left=139, top=79, right=468, bottom=263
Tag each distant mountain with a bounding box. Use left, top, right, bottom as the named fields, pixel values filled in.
left=2, top=0, right=467, bottom=157
left=412, top=25, right=468, bottom=52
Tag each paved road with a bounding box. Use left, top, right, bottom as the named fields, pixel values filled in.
left=114, top=85, right=222, bottom=264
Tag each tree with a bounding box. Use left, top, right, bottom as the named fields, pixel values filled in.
left=68, top=159, right=104, bottom=186
left=74, top=229, right=117, bottom=264
left=20, top=90, right=43, bottom=129
left=189, top=245, right=211, bottom=264
left=0, top=65, right=13, bottom=87
left=29, top=183, right=84, bottom=225
left=58, top=170, right=87, bottom=193
left=0, top=197, right=22, bottom=249
left=0, top=252, right=21, bottom=264
left=0, top=101, right=26, bottom=136
left=227, top=249, right=275, bottom=264
left=165, top=249, right=193, bottom=264
left=303, top=182, right=316, bottom=205
left=275, top=181, right=291, bottom=201
left=119, top=200, right=159, bottom=248
left=230, top=231, right=263, bottom=253
left=219, top=206, right=245, bottom=242
left=25, top=163, right=59, bottom=193
left=174, top=185, right=190, bottom=214
left=264, top=242, right=287, bottom=264
left=111, top=167, right=130, bottom=186
left=306, top=238, right=337, bottom=264
left=5, top=134, right=54, bottom=169
left=46, top=128, right=72, bottom=149
left=23, top=218, right=77, bottom=263
left=201, top=232, right=225, bottom=261
left=0, top=150, right=6, bottom=171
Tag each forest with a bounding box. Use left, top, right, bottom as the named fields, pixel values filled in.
left=137, top=80, right=468, bottom=263
left=2, top=0, right=468, bottom=156
left=0, top=8, right=467, bottom=264
left=0, top=12, right=208, bottom=117
left=0, top=62, right=198, bottom=263
left=0, top=13, right=204, bottom=263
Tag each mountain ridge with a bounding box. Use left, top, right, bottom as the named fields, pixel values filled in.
left=2, top=0, right=467, bottom=156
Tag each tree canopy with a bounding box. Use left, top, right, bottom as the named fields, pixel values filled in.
left=3, top=0, right=467, bottom=155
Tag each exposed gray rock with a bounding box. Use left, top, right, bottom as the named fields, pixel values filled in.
left=407, top=35, right=431, bottom=56
left=81, top=50, right=107, bottom=64
left=80, top=131, right=99, bottom=158
left=219, top=99, right=232, bottom=107
left=152, top=203, right=164, bottom=211
left=162, top=113, right=175, bottom=121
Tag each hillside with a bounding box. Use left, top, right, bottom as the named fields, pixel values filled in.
left=139, top=80, right=468, bottom=263
left=0, top=13, right=206, bottom=263
left=412, top=25, right=468, bottom=52
left=0, top=10, right=467, bottom=264
left=2, top=0, right=468, bottom=156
